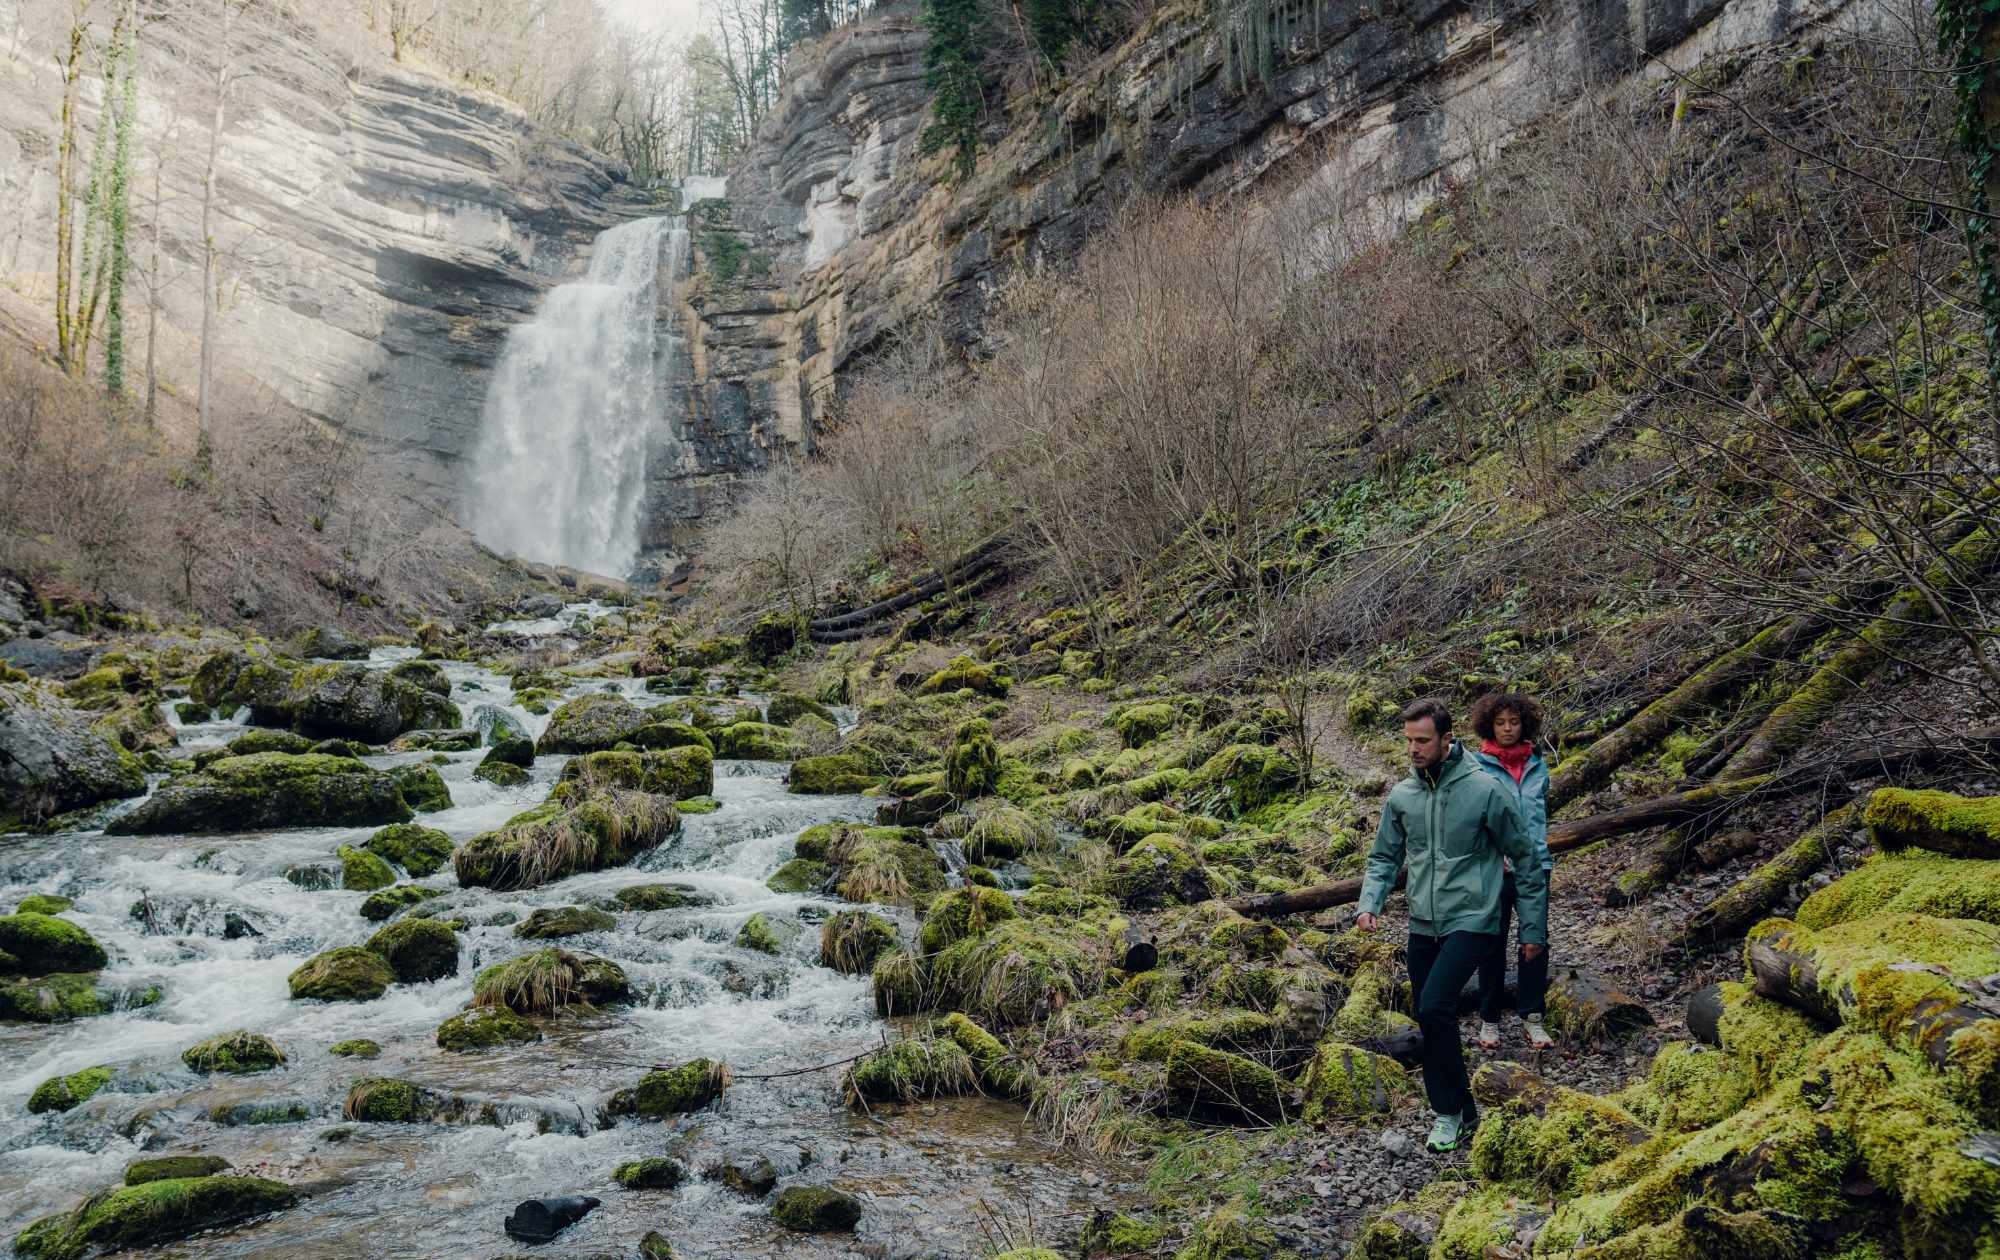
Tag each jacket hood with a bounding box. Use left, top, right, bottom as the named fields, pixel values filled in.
left=1413, top=740, right=1479, bottom=789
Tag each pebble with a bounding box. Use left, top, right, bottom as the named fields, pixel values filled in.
left=1378, top=1131, right=1414, bottom=1159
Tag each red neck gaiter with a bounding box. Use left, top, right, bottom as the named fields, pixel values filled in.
left=1482, top=738, right=1532, bottom=783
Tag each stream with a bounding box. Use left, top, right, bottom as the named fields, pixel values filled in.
left=0, top=612, right=1112, bottom=1258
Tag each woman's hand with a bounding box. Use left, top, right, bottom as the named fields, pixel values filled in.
left=1521, top=943, right=1545, bottom=960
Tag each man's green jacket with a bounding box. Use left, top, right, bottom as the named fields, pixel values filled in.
left=1358, top=741, right=1548, bottom=943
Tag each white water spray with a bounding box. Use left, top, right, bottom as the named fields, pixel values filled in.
left=465, top=216, right=685, bottom=577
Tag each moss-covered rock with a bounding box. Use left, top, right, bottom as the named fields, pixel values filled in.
left=772, top=1184, right=862, bottom=1232
left=472, top=948, right=628, bottom=1013
left=124, top=1156, right=230, bottom=1185
left=712, top=721, right=801, bottom=760
left=829, top=828, right=947, bottom=907
left=337, top=845, right=396, bottom=892
left=436, top=1005, right=541, bottom=1052
left=1111, top=702, right=1178, bottom=748
left=1060, top=758, right=1098, bottom=790
left=472, top=758, right=530, bottom=787
left=1864, top=788, right=2000, bottom=858
left=0, top=681, right=148, bottom=825
left=937, top=1011, right=1028, bottom=1098
left=536, top=694, right=656, bottom=754
left=288, top=946, right=394, bottom=1002
left=27, top=1065, right=113, bottom=1113
left=639, top=1229, right=677, bottom=1259
left=14, top=893, right=73, bottom=916
left=1797, top=851, right=2000, bottom=929
left=614, top=883, right=711, bottom=911
left=843, top=1034, right=977, bottom=1105
left=943, top=719, right=1001, bottom=799
left=0, top=972, right=149, bottom=1022
left=767, top=693, right=833, bottom=726
left=613, top=1157, right=687, bottom=1189
left=918, top=885, right=1017, bottom=955
left=1164, top=1041, right=1290, bottom=1123
left=514, top=906, right=617, bottom=939
left=328, top=1039, right=380, bottom=1058
left=1188, top=744, right=1300, bottom=814
left=559, top=746, right=714, bottom=801
left=181, top=1031, right=286, bottom=1074
left=0, top=913, right=107, bottom=974
left=358, top=884, right=443, bottom=922
left=736, top=912, right=792, bottom=955
left=704, top=1152, right=779, bottom=1197
left=1121, top=1010, right=1275, bottom=1062
left=12, top=1175, right=298, bottom=1258
left=388, top=764, right=452, bottom=813
left=109, top=753, right=412, bottom=835
left=225, top=729, right=315, bottom=756
left=454, top=787, right=678, bottom=891
left=365, top=918, right=459, bottom=983
left=820, top=911, right=898, bottom=975
left=933, top=918, right=1114, bottom=1027
left=872, top=949, right=928, bottom=1017
left=788, top=754, right=876, bottom=794
left=342, top=1077, right=426, bottom=1122
left=938, top=801, right=1053, bottom=863
left=627, top=721, right=714, bottom=755
left=1298, top=1040, right=1408, bottom=1121
left=1101, top=834, right=1208, bottom=908
left=917, top=655, right=1009, bottom=699
left=620, top=1058, right=728, bottom=1117
left=767, top=857, right=832, bottom=894
left=272, top=662, right=461, bottom=743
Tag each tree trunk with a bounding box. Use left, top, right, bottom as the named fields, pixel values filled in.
left=1543, top=968, right=1653, bottom=1042
left=1863, top=788, right=2000, bottom=859
left=196, top=58, right=225, bottom=470
left=1675, top=805, right=1861, bottom=952
left=54, top=21, right=87, bottom=376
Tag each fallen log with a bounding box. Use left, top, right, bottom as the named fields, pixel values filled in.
left=1120, top=922, right=1158, bottom=974
left=1675, top=805, right=1861, bottom=952
left=1470, top=1061, right=1651, bottom=1194
left=1864, top=788, right=2000, bottom=860
left=808, top=536, right=1012, bottom=636
left=1745, top=915, right=2000, bottom=1122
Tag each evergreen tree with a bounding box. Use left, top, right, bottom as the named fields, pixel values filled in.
left=919, top=0, right=983, bottom=181
left=1025, top=0, right=1095, bottom=68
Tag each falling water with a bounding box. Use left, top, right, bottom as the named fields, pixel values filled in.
left=465, top=216, right=686, bottom=578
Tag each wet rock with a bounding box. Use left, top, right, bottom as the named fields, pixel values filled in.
left=0, top=637, right=95, bottom=679
left=287, top=626, right=370, bottom=661
left=473, top=948, right=629, bottom=1014
left=639, top=1231, right=677, bottom=1260
left=207, top=1098, right=312, bottom=1126
left=502, top=1195, right=600, bottom=1243
left=339, top=845, right=397, bottom=892
left=437, top=1005, right=541, bottom=1052
left=516, top=593, right=564, bottom=618
left=388, top=659, right=450, bottom=695
left=225, top=729, right=316, bottom=756
left=613, top=883, right=712, bottom=911
left=0, top=973, right=159, bottom=1022
left=277, top=663, right=462, bottom=743
left=704, top=1152, right=780, bottom=1197
left=284, top=865, right=338, bottom=891
left=125, top=1155, right=230, bottom=1185
left=558, top=747, right=712, bottom=800
left=310, top=738, right=362, bottom=758
left=11, top=1175, right=297, bottom=1257
left=364, top=823, right=454, bottom=877
left=472, top=758, right=530, bottom=787
left=359, top=884, right=444, bottom=921
left=289, top=946, right=394, bottom=1002
left=366, top=918, right=460, bottom=983
left=328, top=1039, right=381, bottom=1059
left=514, top=906, right=616, bottom=939
left=772, top=1185, right=863, bottom=1233
left=607, top=1058, right=728, bottom=1118
left=389, top=763, right=453, bottom=813
left=1, top=682, right=147, bottom=825
left=737, top=912, right=795, bottom=955
left=0, top=912, right=108, bottom=974
left=766, top=858, right=833, bottom=895
left=182, top=1031, right=287, bottom=1074
left=14, top=893, right=72, bottom=915
left=612, top=1157, right=687, bottom=1189
left=28, top=1065, right=113, bottom=1113
left=109, top=753, right=412, bottom=835
left=536, top=694, right=655, bottom=753
left=712, top=721, right=801, bottom=761
left=454, top=788, right=677, bottom=891
left=788, top=754, right=876, bottom=795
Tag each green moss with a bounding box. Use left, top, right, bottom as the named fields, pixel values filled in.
left=629, top=1058, right=728, bottom=1116
left=1164, top=1040, right=1289, bottom=1123
left=789, top=754, right=876, bottom=794
left=767, top=857, right=832, bottom=894
left=712, top=721, right=801, bottom=760
left=872, top=949, right=929, bottom=1016
left=364, top=824, right=454, bottom=878
left=1101, top=834, right=1207, bottom=908
left=512, top=906, right=616, bottom=939
left=933, top=917, right=1114, bottom=1027
left=1864, top=788, right=2000, bottom=858
left=937, top=801, right=1054, bottom=863
left=536, top=693, right=656, bottom=753
left=0, top=973, right=136, bottom=1022
left=917, top=655, right=1009, bottom=699
left=1639, top=1041, right=1758, bottom=1133
left=1798, top=852, right=2000, bottom=929
left=560, top=746, right=714, bottom=800
left=454, top=787, right=678, bottom=890
left=124, top=1156, right=229, bottom=1185
left=15, top=894, right=73, bottom=916
left=437, top=1005, right=541, bottom=1052
left=1468, top=1066, right=1649, bottom=1196
left=0, top=913, right=107, bottom=975
left=944, top=719, right=1001, bottom=798
left=771, top=1185, right=862, bottom=1232
left=1433, top=1187, right=1526, bottom=1260
left=613, top=1157, right=687, bottom=1189
left=937, top=1010, right=1029, bottom=1097
left=288, top=946, right=393, bottom=1002
left=328, top=1039, right=380, bottom=1059
left=27, top=1065, right=113, bottom=1114
left=1708, top=981, right=1822, bottom=1089
left=1060, top=757, right=1099, bottom=789
left=472, top=948, right=629, bottom=1013
left=1173, top=1196, right=1280, bottom=1260
left=472, top=758, right=530, bottom=787
left=1300, top=1041, right=1409, bottom=1121
left=365, top=918, right=460, bottom=983
left=1330, top=962, right=1413, bottom=1044
left=737, top=912, right=792, bottom=954
left=108, top=752, right=411, bottom=836
left=1187, top=744, right=1300, bottom=814
left=614, top=882, right=711, bottom=911
left=358, top=884, right=443, bottom=922
left=343, top=1077, right=423, bottom=1122
left=1112, top=702, right=1179, bottom=747
left=843, top=1034, right=978, bottom=1105
left=337, top=845, right=396, bottom=892
left=820, top=910, right=898, bottom=974
left=677, top=794, right=720, bottom=814
left=918, top=885, right=1017, bottom=955
left=181, top=1031, right=286, bottom=1074
left=388, top=764, right=451, bottom=813
left=12, top=1176, right=297, bottom=1258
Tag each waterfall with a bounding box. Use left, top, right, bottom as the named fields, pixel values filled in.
left=464, top=215, right=685, bottom=578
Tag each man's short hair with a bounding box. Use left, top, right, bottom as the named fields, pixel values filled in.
left=1400, top=697, right=1453, bottom=734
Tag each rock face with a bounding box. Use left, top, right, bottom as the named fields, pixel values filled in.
left=0, top=683, right=148, bottom=826
left=677, top=0, right=1885, bottom=502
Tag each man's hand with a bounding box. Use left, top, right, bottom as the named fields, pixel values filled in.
left=1356, top=912, right=1378, bottom=932
left=1521, top=943, right=1545, bottom=960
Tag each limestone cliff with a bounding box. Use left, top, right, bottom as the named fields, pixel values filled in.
left=682, top=0, right=1884, bottom=504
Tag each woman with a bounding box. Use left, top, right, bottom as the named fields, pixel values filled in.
left=1468, top=690, right=1554, bottom=1050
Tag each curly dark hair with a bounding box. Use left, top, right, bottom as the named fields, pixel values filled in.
left=1469, top=691, right=1544, bottom=744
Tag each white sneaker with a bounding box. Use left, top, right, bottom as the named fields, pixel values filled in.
left=1476, top=1021, right=1502, bottom=1049
left=1523, top=1014, right=1554, bottom=1050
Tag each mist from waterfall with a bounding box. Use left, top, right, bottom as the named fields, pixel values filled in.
left=465, top=215, right=684, bottom=577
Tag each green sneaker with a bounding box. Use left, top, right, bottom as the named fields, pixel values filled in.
left=1426, top=1111, right=1465, bottom=1153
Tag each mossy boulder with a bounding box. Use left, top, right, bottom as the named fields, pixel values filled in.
left=627, top=721, right=713, bottom=754
left=1165, top=1041, right=1291, bottom=1123
left=0, top=973, right=150, bottom=1022
left=282, top=662, right=461, bottom=742
left=453, top=787, right=678, bottom=891
left=712, top=721, right=801, bottom=760
left=0, top=913, right=107, bottom=974
left=736, top=912, right=792, bottom=955
left=843, top=1034, right=977, bottom=1105
left=288, top=626, right=370, bottom=661
left=831, top=829, right=946, bottom=907
left=917, top=655, right=1009, bottom=699
left=919, top=885, right=1017, bottom=955
left=558, top=747, right=712, bottom=800
left=1122, top=1010, right=1275, bottom=1062
left=767, top=858, right=832, bottom=895
left=1188, top=744, right=1300, bottom=814
left=124, top=1156, right=230, bottom=1185
left=940, top=802, right=1053, bottom=863
left=182, top=1031, right=286, bottom=1074
left=0, top=681, right=148, bottom=825
left=932, top=918, right=1113, bottom=1027
left=614, top=883, right=712, bottom=911
left=943, top=720, right=1000, bottom=799
left=1300, top=1041, right=1409, bottom=1121
left=365, top=918, right=459, bottom=983
left=613, top=1157, right=687, bottom=1189
left=1111, top=702, right=1178, bottom=748
left=772, top=1185, right=863, bottom=1232
left=337, top=845, right=396, bottom=892
left=472, top=948, right=629, bottom=1013
left=12, top=1176, right=298, bottom=1258
left=1101, top=834, right=1208, bottom=908
left=358, top=884, right=442, bottom=921
left=388, top=764, right=452, bottom=813
left=387, top=659, right=449, bottom=694
left=616, top=1058, right=727, bottom=1117
left=767, top=693, right=834, bottom=726
left=472, top=758, right=530, bottom=787
left=537, top=694, right=655, bottom=754
left=436, top=1005, right=541, bottom=1052
left=342, top=1077, right=427, bottom=1122
left=788, top=754, right=876, bottom=794
left=820, top=911, right=898, bottom=974
left=288, top=946, right=394, bottom=1001
left=328, top=1039, right=380, bottom=1058
left=514, top=906, right=616, bottom=939
left=1864, top=788, right=2000, bottom=857
left=938, top=1011, right=1028, bottom=1098
left=704, top=1152, right=779, bottom=1197
left=15, top=893, right=73, bottom=916
left=27, top=1065, right=113, bottom=1113
left=225, top=729, right=315, bottom=756
left=1799, top=851, right=2000, bottom=929
left=109, top=753, right=412, bottom=835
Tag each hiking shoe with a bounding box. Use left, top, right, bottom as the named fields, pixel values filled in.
left=1523, top=1014, right=1554, bottom=1050
left=1426, top=1111, right=1466, bottom=1153
left=1476, top=1021, right=1502, bottom=1050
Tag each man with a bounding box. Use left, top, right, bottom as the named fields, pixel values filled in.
left=1356, top=697, right=1547, bottom=1154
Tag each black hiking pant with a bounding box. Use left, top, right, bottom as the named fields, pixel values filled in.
left=1407, top=928, right=1497, bottom=1119
left=1477, top=872, right=1550, bottom=1022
